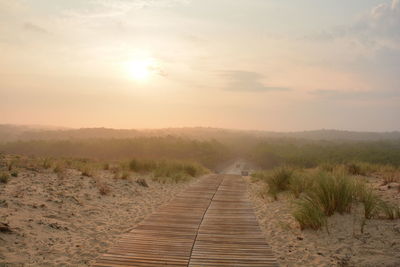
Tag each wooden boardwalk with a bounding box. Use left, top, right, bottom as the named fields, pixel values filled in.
left=93, top=175, right=278, bottom=267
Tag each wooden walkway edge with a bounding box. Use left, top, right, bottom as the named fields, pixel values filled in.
left=93, top=175, right=278, bottom=267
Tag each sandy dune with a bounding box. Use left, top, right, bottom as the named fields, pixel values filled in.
left=0, top=168, right=195, bottom=266
left=246, top=176, right=400, bottom=267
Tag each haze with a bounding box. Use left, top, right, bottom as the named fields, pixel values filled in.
left=1, top=0, right=399, bottom=131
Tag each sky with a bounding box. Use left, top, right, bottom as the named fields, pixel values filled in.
left=0, top=0, right=399, bottom=131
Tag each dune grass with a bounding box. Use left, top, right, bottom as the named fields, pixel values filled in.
left=293, top=195, right=327, bottom=230
left=292, top=171, right=399, bottom=230
left=127, top=158, right=208, bottom=183
left=252, top=166, right=311, bottom=200
left=254, top=164, right=399, bottom=230
left=0, top=172, right=10, bottom=184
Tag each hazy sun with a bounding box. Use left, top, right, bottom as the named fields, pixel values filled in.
left=127, top=58, right=155, bottom=82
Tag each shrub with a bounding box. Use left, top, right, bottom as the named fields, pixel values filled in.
left=0, top=173, right=10, bottom=184
left=319, top=162, right=336, bottom=173
left=379, top=202, right=400, bottom=220
left=293, top=196, right=327, bottom=230
left=152, top=171, right=191, bottom=184
left=53, top=164, right=64, bottom=174
left=265, top=166, right=293, bottom=199
left=312, top=172, right=355, bottom=216
left=129, top=159, right=157, bottom=173
left=346, top=162, right=365, bottom=176
left=10, top=171, right=18, bottom=177
left=42, top=158, right=52, bottom=169
left=293, top=172, right=359, bottom=230
left=358, top=187, right=380, bottom=219
left=183, top=164, right=198, bottom=177
left=382, top=172, right=397, bottom=185
left=289, top=173, right=312, bottom=198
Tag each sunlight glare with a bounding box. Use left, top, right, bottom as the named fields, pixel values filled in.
left=127, top=58, right=156, bottom=82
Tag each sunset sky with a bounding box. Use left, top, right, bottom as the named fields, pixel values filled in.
left=1, top=0, right=399, bottom=131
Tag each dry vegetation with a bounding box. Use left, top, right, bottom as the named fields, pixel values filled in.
left=250, top=162, right=400, bottom=266
left=1, top=132, right=400, bottom=266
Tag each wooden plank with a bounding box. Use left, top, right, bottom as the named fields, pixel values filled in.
left=93, top=174, right=279, bottom=267
left=188, top=176, right=279, bottom=267
left=93, top=175, right=223, bottom=267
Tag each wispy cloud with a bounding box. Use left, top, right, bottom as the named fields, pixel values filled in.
left=66, top=0, right=191, bottom=19
left=303, top=0, right=400, bottom=48
left=23, top=23, right=49, bottom=35
left=311, top=89, right=400, bottom=100
left=220, top=71, right=290, bottom=92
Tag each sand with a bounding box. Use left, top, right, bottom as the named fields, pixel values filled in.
left=0, top=166, right=195, bottom=266
left=2, top=156, right=400, bottom=267
left=246, top=175, right=400, bottom=267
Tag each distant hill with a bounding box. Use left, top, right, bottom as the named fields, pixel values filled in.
left=0, top=124, right=399, bottom=143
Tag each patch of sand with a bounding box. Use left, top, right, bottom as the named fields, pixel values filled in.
left=246, top=177, right=400, bottom=267
left=0, top=168, right=196, bottom=266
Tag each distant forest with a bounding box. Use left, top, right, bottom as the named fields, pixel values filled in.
left=1, top=125, right=400, bottom=170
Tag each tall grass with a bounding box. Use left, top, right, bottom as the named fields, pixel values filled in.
left=289, top=173, right=312, bottom=198
left=357, top=185, right=380, bottom=219
left=128, top=158, right=208, bottom=183
left=265, top=166, right=293, bottom=199
left=292, top=170, right=400, bottom=230
left=292, top=172, right=362, bottom=230
left=293, top=196, right=327, bottom=230
left=252, top=167, right=311, bottom=199
left=311, top=172, right=355, bottom=216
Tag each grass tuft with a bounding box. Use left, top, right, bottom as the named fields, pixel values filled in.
left=0, top=173, right=10, bottom=184
left=265, top=166, right=293, bottom=200
left=293, top=196, right=327, bottom=230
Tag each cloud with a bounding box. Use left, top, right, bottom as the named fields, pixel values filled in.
left=304, top=0, right=400, bottom=47
left=311, top=89, right=400, bottom=101
left=220, top=71, right=290, bottom=92
left=23, top=23, right=49, bottom=35
left=66, top=0, right=191, bottom=19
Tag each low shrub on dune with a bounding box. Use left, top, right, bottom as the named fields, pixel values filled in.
left=292, top=170, right=400, bottom=230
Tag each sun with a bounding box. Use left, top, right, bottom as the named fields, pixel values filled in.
left=127, top=58, right=155, bottom=82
